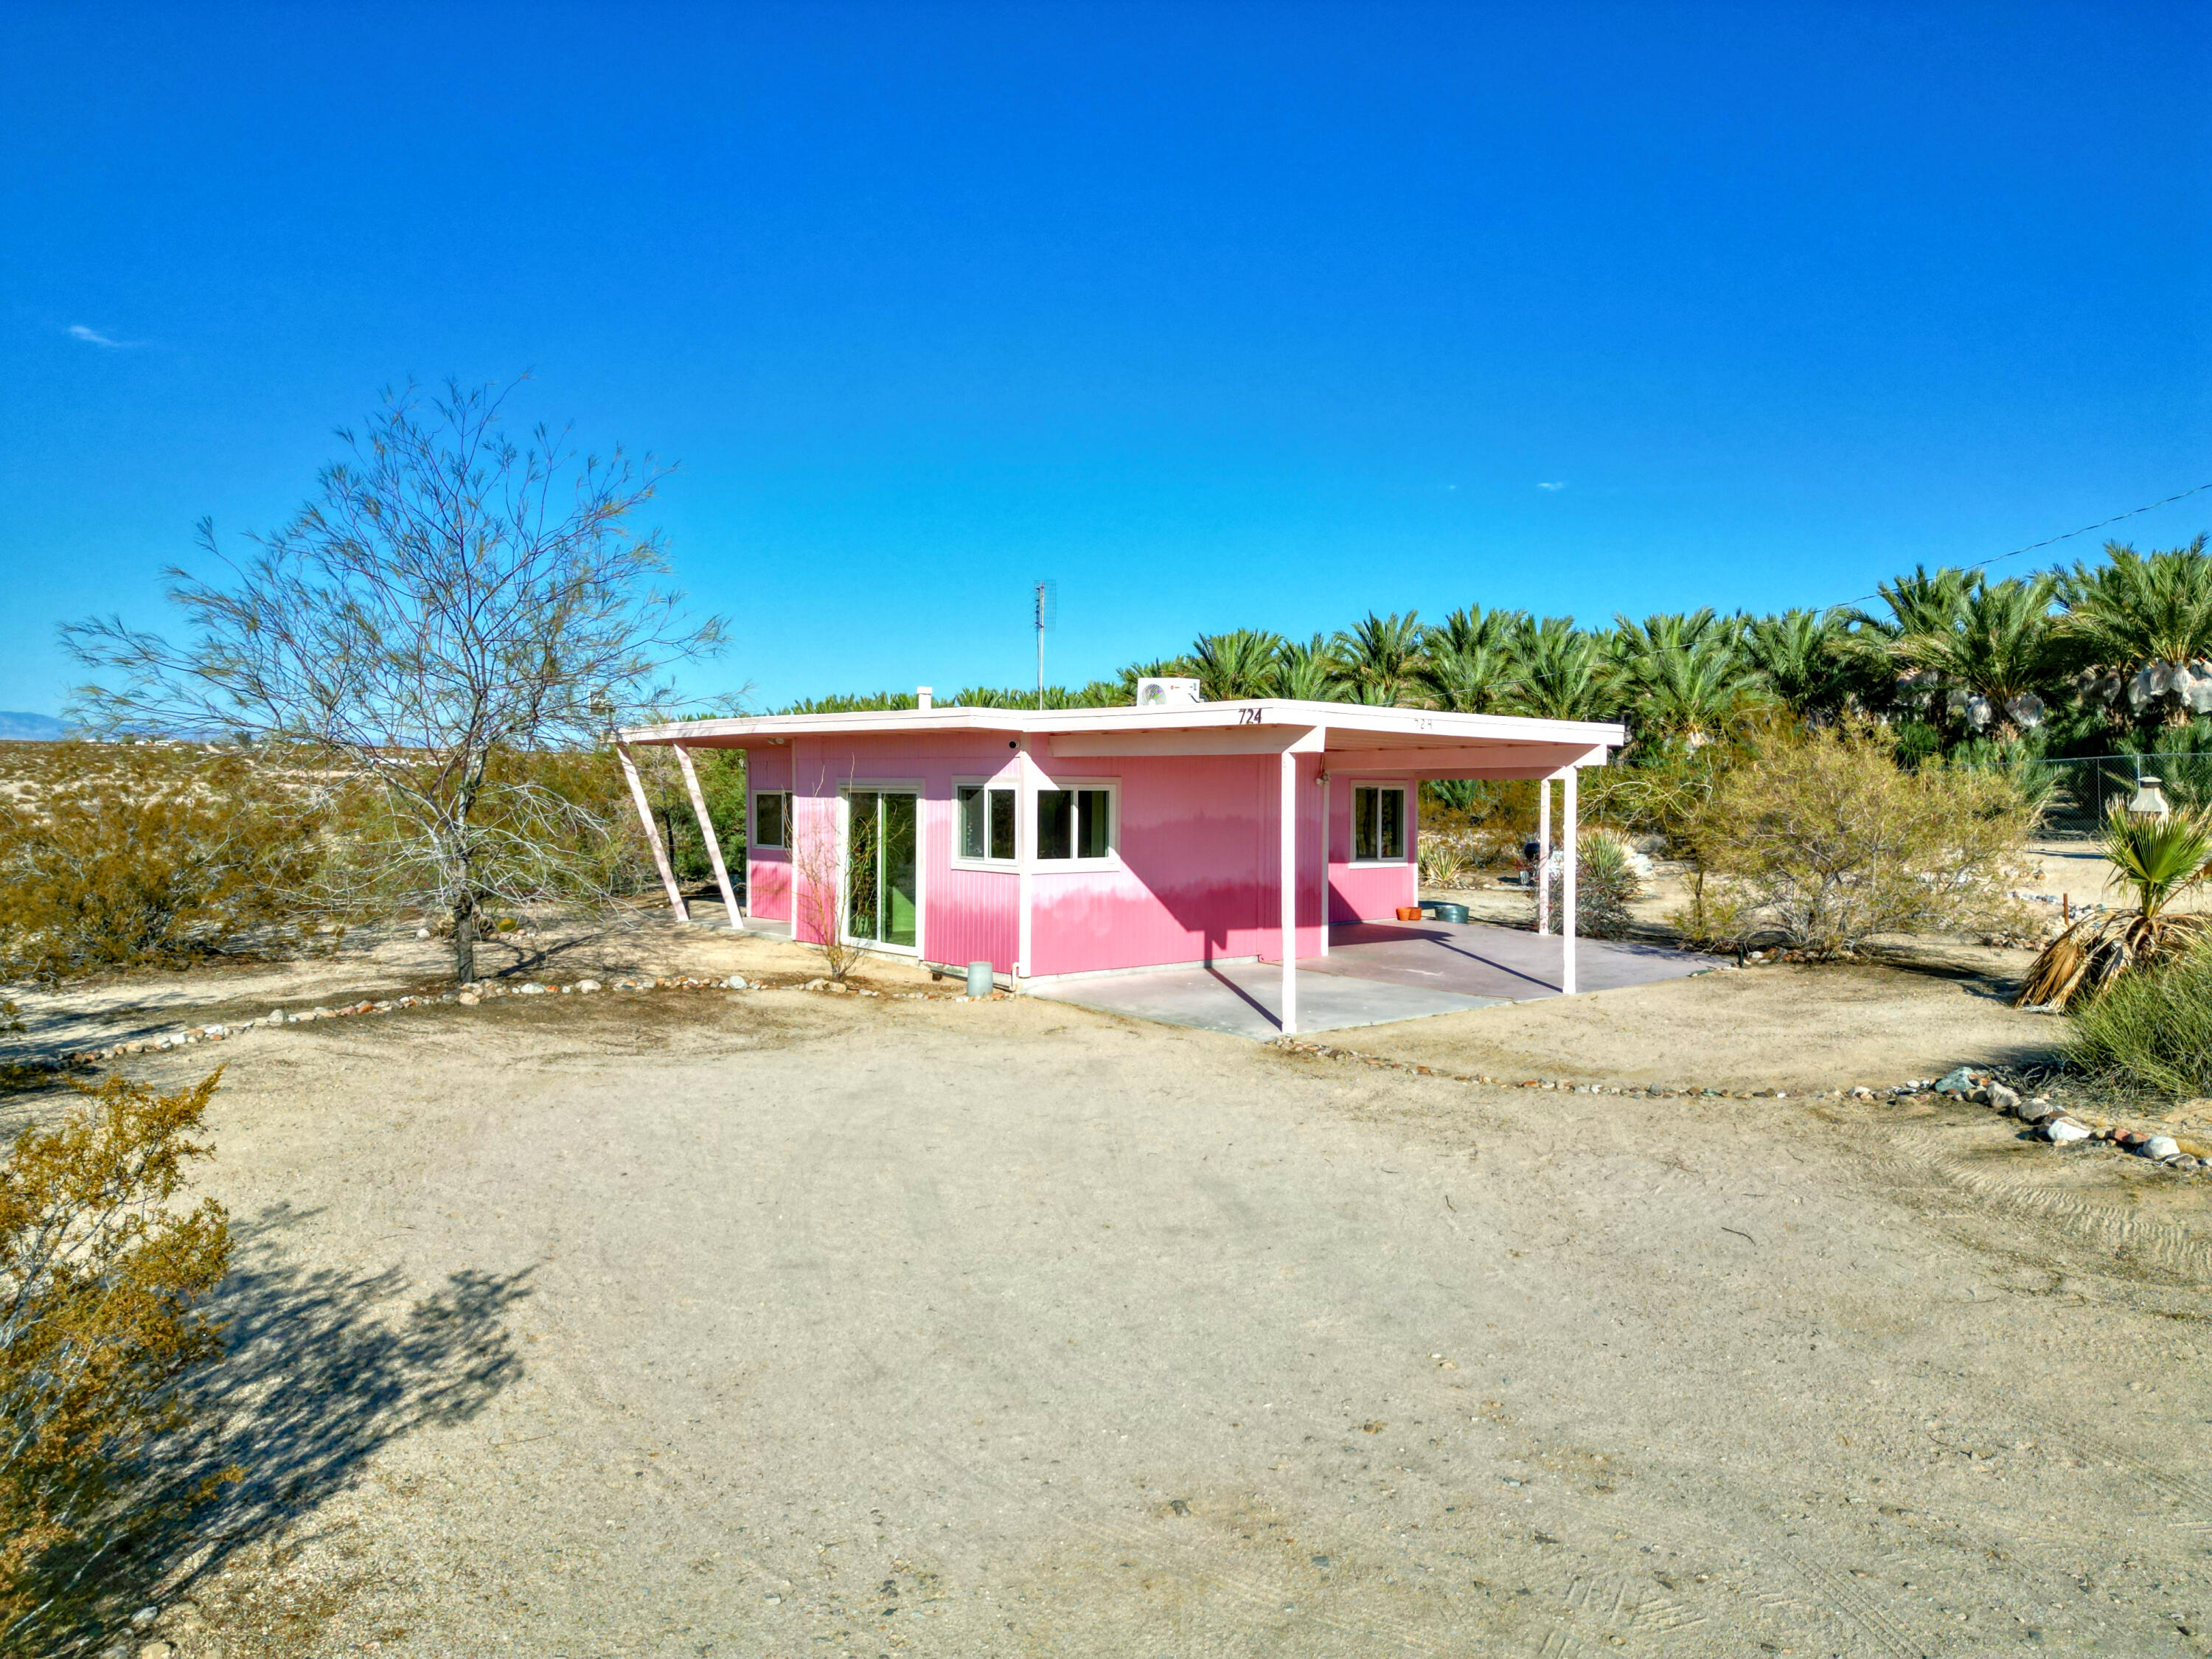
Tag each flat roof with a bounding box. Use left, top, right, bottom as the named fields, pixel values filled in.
left=621, top=700, right=1624, bottom=764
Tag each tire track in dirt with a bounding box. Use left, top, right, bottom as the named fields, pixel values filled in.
left=1865, top=1123, right=2212, bottom=1565
left=1525, top=1481, right=1931, bottom=1659
left=1880, top=1125, right=2212, bottom=1281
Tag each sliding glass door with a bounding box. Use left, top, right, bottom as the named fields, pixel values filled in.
left=845, top=790, right=918, bottom=949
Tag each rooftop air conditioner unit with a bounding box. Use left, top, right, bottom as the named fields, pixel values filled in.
left=1134, top=676, right=1203, bottom=708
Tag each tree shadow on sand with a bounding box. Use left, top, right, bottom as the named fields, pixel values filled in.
left=17, top=1205, right=531, bottom=1651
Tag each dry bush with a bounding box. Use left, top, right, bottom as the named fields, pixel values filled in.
left=1674, top=721, right=2034, bottom=958
left=0, top=742, right=329, bottom=984
left=1, top=1071, right=234, bottom=1635
left=313, top=745, right=650, bottom=933
left=1547, top=831, right=1644, bottom=940
left=790, top=807, right=865, bottom=983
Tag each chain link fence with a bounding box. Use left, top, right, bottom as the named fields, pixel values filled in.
left=2029, top=752, right=2212, bottom=838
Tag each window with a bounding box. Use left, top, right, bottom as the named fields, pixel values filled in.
left=956, top=784, right=1018, bottom=861
left=1352, top=785, right=1406, bottom=862
left=1036, top=787, right=1113, bottom=862
left=753, top=791, right=788, bottom=849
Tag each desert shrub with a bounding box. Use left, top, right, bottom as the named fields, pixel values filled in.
left=313, top=743, right=659, bottom=929
left=2017, top=803, right=2212, bottom=1008
left=1950, top=736, right=2062, bottom=827
left=1546, top=831, right=1644, bottom=939
left=1416, top=833, right=1479, bottom=889
left=1674, top=720, right=2034, bottom=958
left=0, top=743, right=330, bottom=984
left=2066, top=935, right=2212, bottom=1101
left=1, top=1071, right=234, bottom=1635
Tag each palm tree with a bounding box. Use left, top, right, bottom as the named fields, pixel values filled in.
left=1863, top=564, right=1978, bottom=638
left=2058, top=538, right=2212, bottom=728
left=1189, top=629, right=1285, bottom=702
left=1612, top=608, right=1736, bottom=659
left=2016, top=802, right=2212, bottom=1008
left=1618, top=632, right=1765, bottom=748
left=1503, top=616, right=1613, bottom=721
left=1270, top=634, right=1345, bottom=701
left=1891, top=574, right=2064, bottom=740
left=1742, top=608, right=1863, bottom=720
left=1331, top=611, right=1424, bottom=705
left=1419, top=606, right=1523, bottom=713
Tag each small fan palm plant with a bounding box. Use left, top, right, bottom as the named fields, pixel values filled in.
left=2014, top=802, right=2212, bottom=1009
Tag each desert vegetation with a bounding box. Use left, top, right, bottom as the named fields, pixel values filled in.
left=60, top=380, right=727, bottom=982
left=1, top=1071, right=234, bottom=1639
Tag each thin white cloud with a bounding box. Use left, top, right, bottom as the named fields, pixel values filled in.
left=1537, top=480, right=1566, bottom=491
left=67, top=324, right=133, bottom=347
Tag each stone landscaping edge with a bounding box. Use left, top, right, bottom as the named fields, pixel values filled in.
left=17, top=980, right=2205, bottom=1182
left=1268, top=1040, right=2212, bottom=1177
left=26, top=973, right=987, bottom=1071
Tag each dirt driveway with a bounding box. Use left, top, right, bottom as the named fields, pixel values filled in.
left=55, top=973, right=2208, bottom=1659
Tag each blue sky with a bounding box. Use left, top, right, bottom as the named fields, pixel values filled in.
left=3, top=1, right=2207, bottom=715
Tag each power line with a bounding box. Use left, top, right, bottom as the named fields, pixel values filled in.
left=1837, top=479, right=2212, bottom=608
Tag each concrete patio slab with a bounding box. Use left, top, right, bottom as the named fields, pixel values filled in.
left=1030, top=957, right=1505, bottom=1038
left=1313, top=919, right=1714, bottom=1000
left=1031, top=919, right=1716, bottom=1038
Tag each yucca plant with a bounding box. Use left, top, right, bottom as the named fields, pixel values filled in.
left=2014, top=802, right=2212, bottom=1008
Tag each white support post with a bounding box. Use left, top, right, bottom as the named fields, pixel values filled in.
left=672, top=744, right=742, bottom=931
left=1280, top=748, right=1298, bottom=1037
left=1015, top=740, right=1035, bottom=984
left=1536, top=775, right=1553, bottom=936
left=618, top=742, right=689, bottom=922
left=1318, top=773, right=1330, bottom=956
left=1562, top=766, right=1579, bottom=995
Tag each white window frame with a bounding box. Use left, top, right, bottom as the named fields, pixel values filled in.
left=1347, top=782, right=1412, bottom=866
left=950, top=773, right=1023, bottom=870
left=751, top=789, right=790, bottom=850
left=838, top=779, right=926, bottom=957
left=1031, top=776, right=1121, bottom=869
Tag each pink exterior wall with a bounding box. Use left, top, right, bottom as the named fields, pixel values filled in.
left=1325, top=775, right=1419, bottom=923
left=745, top=745, right=793, bottom=924
left=1025, top=751, right=1326, bottom=977
left=717, top=733, right=1348, bottom=978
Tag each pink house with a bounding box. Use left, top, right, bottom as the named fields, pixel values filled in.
left=617, top=686, right=1622, bottom=1035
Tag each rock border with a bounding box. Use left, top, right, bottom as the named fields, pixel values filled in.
left=53, top=973, right=976, bottom=1068
left=1269, top=1043, right=2212, bottom=1178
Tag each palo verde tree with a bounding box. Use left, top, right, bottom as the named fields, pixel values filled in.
left=63, top=380, right=726, bottom=982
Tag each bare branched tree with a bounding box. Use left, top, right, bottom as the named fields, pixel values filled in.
left=63, top=380, right=726, bottom=981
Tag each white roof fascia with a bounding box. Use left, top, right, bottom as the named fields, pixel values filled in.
left=618, top=699, right=1624, bottom=752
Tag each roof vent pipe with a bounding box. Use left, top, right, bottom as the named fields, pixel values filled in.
left=917, top=686, right=932, bottom=711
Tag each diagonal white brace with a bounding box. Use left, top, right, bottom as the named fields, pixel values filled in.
left=618, top=742, right=689, bottom=922
left=673, top=744, right=742, bottom=930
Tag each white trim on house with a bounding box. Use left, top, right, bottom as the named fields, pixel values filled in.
left=1029, top=776, right=1122, bottom=870
left=837, top=779, right=925, bottom=959
left=949, top=773, right=1022, bottom=871
left=1346, top=781, right=1414, bottom=867
left=1018, top=953, right=1264, bottom=988
left=749, top=787, right=791, bottom=849
left=619, top=699, right=1624, bottom=757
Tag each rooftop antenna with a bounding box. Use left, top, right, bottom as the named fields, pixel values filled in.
left=1032, top=579, right=1057, bottom=708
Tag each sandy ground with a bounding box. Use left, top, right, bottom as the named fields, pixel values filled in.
left=13, top=941, right=2212, bottom=1658
left=1349, top=954, right=2064, bottom=1094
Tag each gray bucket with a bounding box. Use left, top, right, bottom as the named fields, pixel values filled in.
left=965, top=961, right=995, bottom=998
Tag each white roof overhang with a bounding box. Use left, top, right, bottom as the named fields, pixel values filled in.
left=618, top=700, right=1622, bottom=777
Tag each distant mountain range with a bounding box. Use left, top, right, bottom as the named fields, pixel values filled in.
left=0, top=712, right=69, bottom=740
